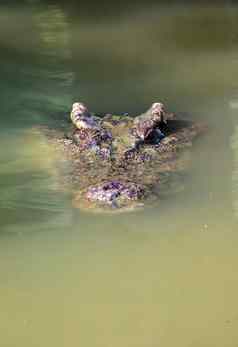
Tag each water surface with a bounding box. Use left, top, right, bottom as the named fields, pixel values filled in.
left=1, top=2, right=238, bottom=346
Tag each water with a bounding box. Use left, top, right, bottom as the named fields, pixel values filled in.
left=1, top=1, right=238, bottom=346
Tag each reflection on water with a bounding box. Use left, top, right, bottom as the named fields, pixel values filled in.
left=0, top=2, right=238, bottom=347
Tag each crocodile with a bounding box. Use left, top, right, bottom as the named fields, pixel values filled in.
left=34, top=101, right=207, bottom=212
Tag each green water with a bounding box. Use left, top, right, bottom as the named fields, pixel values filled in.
left=1, top=2, right=238, bottom=346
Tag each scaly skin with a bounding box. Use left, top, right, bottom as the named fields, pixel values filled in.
left=35, top=102, right=207, bottom=212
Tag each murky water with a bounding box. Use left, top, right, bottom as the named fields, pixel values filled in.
left=1, top=1, right=238, bottom=346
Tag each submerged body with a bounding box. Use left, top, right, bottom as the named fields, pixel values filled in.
left=37, top=102, right=207, bottom=212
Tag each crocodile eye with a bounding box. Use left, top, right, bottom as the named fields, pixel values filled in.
left=152, top=102, right=165, bottom=116
left=72, top=102, right=80, bottom=109
left=79, top=105, right=86, bottom=112
left=72, top=102, right=87, bottom=114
